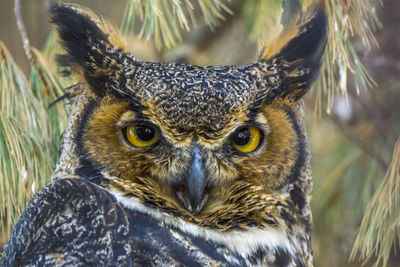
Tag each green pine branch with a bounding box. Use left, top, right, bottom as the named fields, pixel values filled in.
left=121, top=0, right=233, bottom=50
left=350, top=137, right=400, bottom=267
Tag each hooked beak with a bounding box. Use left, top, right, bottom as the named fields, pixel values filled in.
left=176, top=145, right=208, bottom=214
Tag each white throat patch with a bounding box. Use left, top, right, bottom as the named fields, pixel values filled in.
left=110, top=190, right=296, bottom=258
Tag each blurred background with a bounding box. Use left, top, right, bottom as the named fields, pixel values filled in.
left=0, top=0, right=399, bottom=266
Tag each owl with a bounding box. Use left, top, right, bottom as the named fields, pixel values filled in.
left=1, top=2, right=326, bottom=266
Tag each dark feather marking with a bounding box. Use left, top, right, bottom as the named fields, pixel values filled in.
left=75, top=157, right=102, bottom=184
left=75, top=99, right=97, bottom=153
left=289, top=185, right=306, bottom=211
left=276, top=6, right=327, bottom=66
left=280, top=209, right=296, bottom=226
left=48, top=93, right=70, bottom=109
left=249, top=247, right=267, bottom=265
left=248, top=246, right=292, bottom=266
left=296, top=257, right=307, bottom=267
left=50, top=3, right=110, bottom=69
left=187, top=235, right=245, bottom=266
left=50, top=3, right=137, bottom=100
left=280, top=107, right=307, bottom=211
left=261, top=5, right=327, bottom=101
left=274, top=247, right=290, bottom=266
left=73, top=99, right=103, bottom=182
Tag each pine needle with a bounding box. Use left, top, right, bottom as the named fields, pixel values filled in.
left=243, top=0, right=283, bottom=50
left=0, top=41, right=54, bottom=242
left=30, top=47, right=69, bottom=132
left=313, top=0, right=381, bottom=115
left=350, top=137, right=400, bottom=267
left=120, top=0, right=232, bottom=50
left=0, top=29, right=68, bottom=244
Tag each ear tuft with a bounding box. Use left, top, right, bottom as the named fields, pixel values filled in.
left=50, top=3, right=134, bottom=97
left=261, top=4, right=327, bottom=101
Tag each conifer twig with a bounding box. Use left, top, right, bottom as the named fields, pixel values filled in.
left=14, top=0, right=33, bottom=63
left=350, top=136, right=400, bottom=267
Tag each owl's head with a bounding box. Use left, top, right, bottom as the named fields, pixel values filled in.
left=51, top=3, right=326, bottom=234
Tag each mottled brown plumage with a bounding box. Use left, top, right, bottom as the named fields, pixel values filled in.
left=2, top=3, right=327, bottom=266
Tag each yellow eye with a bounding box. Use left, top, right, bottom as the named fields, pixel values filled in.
left=125, top=124, right=160, bottom=147
left=232, top=126, right=263, bottom=153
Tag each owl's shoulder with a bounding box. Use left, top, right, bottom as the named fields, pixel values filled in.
left=1, top=178, right=131, bottom=266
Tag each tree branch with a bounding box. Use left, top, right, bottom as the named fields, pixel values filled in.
left=14, top=0, right=32, bottom=63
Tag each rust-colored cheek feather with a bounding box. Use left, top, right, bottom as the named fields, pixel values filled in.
left=1, top=2, right=326, bottom=267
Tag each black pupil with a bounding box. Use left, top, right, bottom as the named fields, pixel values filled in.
left=136, top=126, right=155, bottom=141
left=233, top=128, right=251, bottom=146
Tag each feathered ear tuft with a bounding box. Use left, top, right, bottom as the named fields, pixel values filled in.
left=50, top=3, right=135, bottom=97
left=261, top=3, right=327, bottom=101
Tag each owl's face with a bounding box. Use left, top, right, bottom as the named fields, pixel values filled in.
left=81, top=64, right=302, bottom=228
left=51, top=4, right=326, bottom=231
